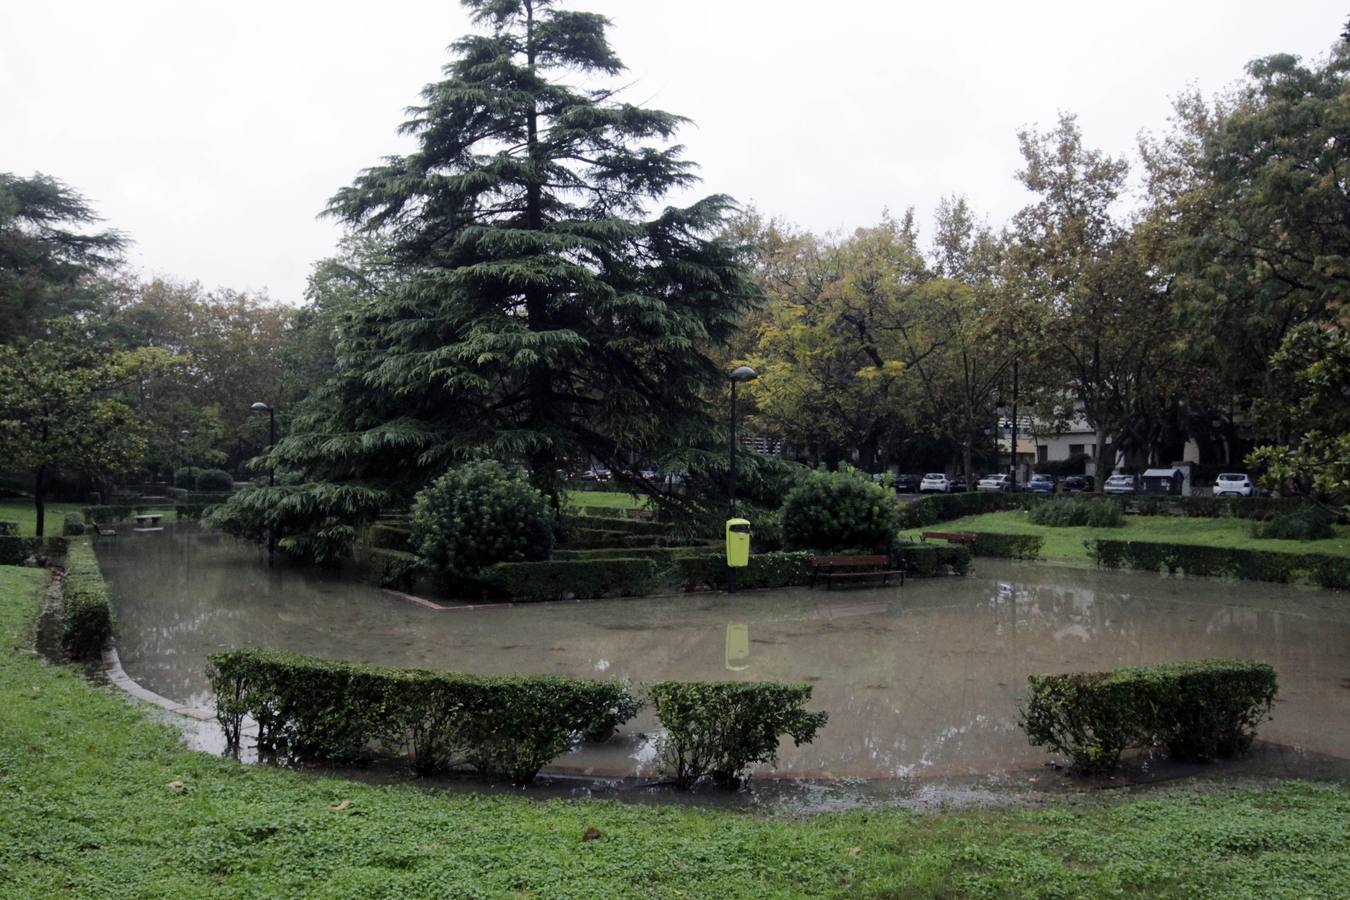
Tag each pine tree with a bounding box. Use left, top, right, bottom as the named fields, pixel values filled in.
left=213, top=0, right=754, bottom=560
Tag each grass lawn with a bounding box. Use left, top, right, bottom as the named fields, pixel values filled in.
left=902, top=511, right=1350, bottom=563
left=3, top=566, right=1349, bottom=896
left=0, top=500, right=90, bottom=536
left=564, top=490, right=650, bottom=510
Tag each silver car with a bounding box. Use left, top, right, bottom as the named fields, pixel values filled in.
left=1103, top=474, right=1137, bottom=494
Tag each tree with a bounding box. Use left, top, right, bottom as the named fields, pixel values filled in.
left=0, top=329, right=177, bottom=535
left=213, top=0, right=754, bottom=559
left=0, top=173, right=125, bottom=342
left=1013, top=114, right=1180, bottom=489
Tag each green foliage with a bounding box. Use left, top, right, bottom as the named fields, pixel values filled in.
left=410, top=461, right=553, bottom=576
left=1255, top=505, right=1336, bottom=541
left=82, top=504, right=146, bottom=524
left=669, top=551, right=813, bottom=591
left=358, top=547, right=437, bottom=593
left=970, top=532, right=1044, bottom=559
left=487, top=558, right=659, bottom=602
left=173, top=466, right=206, bottom=489
left=1029, top=497, right=1124, bottom=528
left=0, top=535, right=67, bottom=566
left=0, top=520, right=16, bottom=536
left=647, top=681, right=828, bottom=788
left=60, top=512, right=84, bottom=536
left=60, top=539, right=113, bottom=659
left=206, top=648, right=639, bottom=783
left=195, top=468, right=234, bottom=492
left=206, top=482, right=389, bottom=565
left=1089, top=538, right=1349, bottom=588
left=782, top=468, right=899, bottom=552
left=1021, top=659, right=1277, bottom=773
left=893, top=542, right=972, bottom=576
left=895, top=491, right=1025, bottom=528
left=365, top=523, right=413, bottom=551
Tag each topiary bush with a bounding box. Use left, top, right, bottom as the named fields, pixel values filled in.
left=648, top=681, right=828, bottom=788
left=1028, top=497, right=1124, bottom=528
left=1020, top=659, right=1277, bottom=774
left=893, top=542, right=972, bottom=576
left=1254, top=505, right=1336, bottom=541
left=411, top=460, right=554, bottom=576
left=196, top=469, right=235, bottom=492
left=782, top=468, right=899, bottom=553
left=62, top=512, right=86, bottom=536
left=174, top=466, right=206, bottom=490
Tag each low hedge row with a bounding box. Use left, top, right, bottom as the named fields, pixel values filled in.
left=83, top=504, right=149, bottom=524
left=670, top=552, right=814, bottom=591
left=207, top=648, right=640, bottom=783
left=1020, top=658, right=1277, bottom=773
left=62, top=512, right=86, bottom=536
left=970, top=532, right=1044, bottom=560
left=896, top=491, right=1025, bottom=529
left=648, top=681, right=828, bottom=787
left=0, top=535, right=69, bottom=566
left=894, top=543, right=972, bottom=576
left=1090, top=539, right=1349, bottom=589
left=486, top=558, right=660, bottom=602
left=561, top=514, right=670, bottom=536
left=61, top=539, right=114, bottom=660
left=366, top=523, right=414, bottom=552
left=550, top=546, right=714, bottom=563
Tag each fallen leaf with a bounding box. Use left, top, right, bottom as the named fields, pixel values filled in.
left=846, top=847, right=862, bottom=856
left=166, top=781, right=185, bottom=793
left=1028, top=776, right=1038, bottom=783
left=331, top=800, right=352, bottom=811
left=581, top=826, right=602, bottom=842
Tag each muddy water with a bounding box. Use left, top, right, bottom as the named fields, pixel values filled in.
left=96, top=524, right=1350, bottom=782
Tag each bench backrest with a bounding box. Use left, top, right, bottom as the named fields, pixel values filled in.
left=811, top=554, right=890, bottom=568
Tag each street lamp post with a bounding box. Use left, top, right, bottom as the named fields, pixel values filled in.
left=251, top=402, right=276, bottom=563
left=728, top=366, right=758, bottom=595
left=995, top=356, right=1020, bottom=492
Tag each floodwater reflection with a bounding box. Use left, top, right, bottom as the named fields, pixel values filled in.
left=97, top=524, right=1350, bottom=781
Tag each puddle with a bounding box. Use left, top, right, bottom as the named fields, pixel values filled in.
left=94, top=524, right=1350, bottom=795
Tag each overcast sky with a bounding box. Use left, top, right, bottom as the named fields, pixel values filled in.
left=4, top=1, right=1344, bottom=303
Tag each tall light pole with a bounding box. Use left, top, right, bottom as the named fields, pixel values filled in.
left=995, top=356, right=1020, bottom=492
left=251, top=402, right=276, bottom=563
left=728, top=366, right=758, bottom=515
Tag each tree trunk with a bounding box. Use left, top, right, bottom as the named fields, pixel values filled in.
left=962, top=439, right=974, bottom=492
left=34, top=465, right=47, bottom=539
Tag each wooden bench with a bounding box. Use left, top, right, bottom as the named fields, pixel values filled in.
left=810, top=555, right=904, bottom=589
left=921, top=531, right=977, bottom=545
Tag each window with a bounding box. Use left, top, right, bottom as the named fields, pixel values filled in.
left=1037, top=446, right=1048, bottom=463
left=1068, top=443, right=1084, bottom=457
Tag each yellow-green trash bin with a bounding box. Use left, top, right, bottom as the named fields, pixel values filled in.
left=725, top=518, right=751, bottom=568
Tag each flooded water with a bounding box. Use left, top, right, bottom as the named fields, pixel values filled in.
left=96, top=524, right=1350, bottom=784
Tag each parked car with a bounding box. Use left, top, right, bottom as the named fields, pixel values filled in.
left=893, top=473, right=918, bottom=493
left=919, top=473, right=952, bottom=494
left=1026, top=473, right=1057, bottom=494
left=951, top=475, right=971, bottom=492
left=1103, top=473, right=1138, bottom=495
left=1212, top=472, right=1255, bottom=498
left=1062, top=475, right=1091, bottom=493
left=977, top=473, right=1011, bottom=492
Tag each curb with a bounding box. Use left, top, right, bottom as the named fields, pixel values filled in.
left=102, top=644, right=214, bottom=722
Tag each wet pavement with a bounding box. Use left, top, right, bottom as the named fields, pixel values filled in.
left=95, top=524, right=1350, bottom=789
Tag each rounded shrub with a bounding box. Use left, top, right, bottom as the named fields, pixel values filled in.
left=1255, top=505, right=1335, bottom=541
left=782, top=468, right=899, bottom=552
left=174, top=466, right=205, bottom=490
left=196, top=468, right=235, bottom=492
left=1028, top=497, right=1124, bottom=528
left=411, top=460, right=554, bottom=575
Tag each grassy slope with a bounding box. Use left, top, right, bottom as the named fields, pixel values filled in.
left=2, top=566, right=1348, bottom=897
left=563, top=490, right=649, bottom=510
left=902, top=511, right=1350, bottom=562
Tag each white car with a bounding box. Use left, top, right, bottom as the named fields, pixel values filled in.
left=1213, top=472, right=1255, bottom=498
left=919, top=473, right=952, bottom=494
left=1103, top=474, right=1137, bottom=495
left=977, top=473, right=1011, bottom=492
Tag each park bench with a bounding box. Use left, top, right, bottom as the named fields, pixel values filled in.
left=921, top=531, right=977, bottom=545
left=810, top=554, right=904, bottom=589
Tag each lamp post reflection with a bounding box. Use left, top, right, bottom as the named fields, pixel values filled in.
left=725, top=623, right=750, bottom=671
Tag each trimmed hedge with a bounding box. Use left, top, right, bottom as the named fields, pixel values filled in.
left=1090, top=539, right=1350, bottom=589
left=0, top=520, right=17, bottom=536
left=970, top=532, right=1044, bottom=560
left=83, top=504, right=148, bottom=525
left=1028, top=498, right=1124, bottom=528
left=0, top=535, right=69, bottom=566
left=894, top=543, right=971, bottom=577
left=670, top=552, right=813, bottom=591
left=896, top=492, right=1025, bottom=529
left=561, top=514, right=670, bottom=537
left=366, top=523, right=414, bottom=552
left=1020, top=659, right=1277, bottom=773
left=648, top=681, right=828, bottom=787
left=207, top=648, right=640, bottom=783
left=61, top=512, right=86, bottom=536
left=61, top=539, right=114, bottom=660
left=487, top=558, right=659, bottom=602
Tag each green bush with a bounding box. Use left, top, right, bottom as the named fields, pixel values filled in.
left=647, top=681, right=828, bottom=788
left=358, top=547, right=438, bottom=593
left=487, top=558, right=658, bottom=602
left=1255, top=505, right=1336, bottom=540
left=1028, top=497, right=1124, bottom=528
left=893, top=542, right=971, bottom=576
left=61, top=540, right=114, bottom=660
left=366, top=523, right=414, bottom=551
left=669, top=552, right=813, bottom=591
left=895, top=491, right=1025, bottom=529
left=1020, top=659, right=1277, bottom=774
left=970, top=532, right=1044, bottom=559
left=197, top=469, right=235, bottom=492
left=83, top=504, right=146, bottom=525
left=782, top=468, right=898, bottom=553
left=411, top=460, right=553, bottom=576
left=0, top=535, right=68, bottom=566
left=61, top=512, right=86, bottom=536
left=206, top=648, right=639, bottom=783
left=174, top=466, right=206, bottom=490
left=1089, top=539, right=1347, bottom=588
left=0, top=520, right=17, bottom=536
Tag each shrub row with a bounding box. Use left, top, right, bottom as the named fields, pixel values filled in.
left=60, top=539, right=114, bottom=660
left=486, top=558, right=660, bottom=602
left=62, top=512, right=86, bottom=536
left=207, top=648, right=639, bottom=783
left=366, top=523, right=414, bottom=552
left=1020, top=658, right=1277, bottom=773
left=1090, top=539, right=1350, bottom=589
left=0, top=535, right=69, bottom=566
left=896, top=491, right=1025, bottom=529
left=83, top=504, right=149, bottom=524
left=1028, top=497, right=1124, bottom=528
left=561, top=514, right=670, bottom=536
left=970, top=532, right=1044, bottom=559
left=670, top=552, right=814, bottom=591
left=550, top=546, right=714, bottom=563
left=893, top=542, right=972, bottom=576
left=208, top=649, right=828, bottom=787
